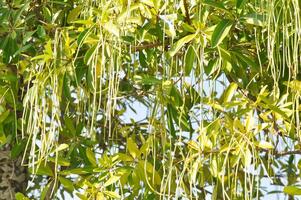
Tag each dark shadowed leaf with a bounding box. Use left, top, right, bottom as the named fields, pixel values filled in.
left=211, top=19, right=233, bottom=48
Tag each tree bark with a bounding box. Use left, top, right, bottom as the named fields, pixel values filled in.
left=0, top=148, right=27, bottom=200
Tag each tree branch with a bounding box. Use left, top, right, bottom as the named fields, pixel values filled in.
left=183, top=0, right=191, bottom=24
left=274, top=150, right=301, bottom=157
left=130, top=42, right=168, bottom=51
left=203, top=148, right=301, bottom=157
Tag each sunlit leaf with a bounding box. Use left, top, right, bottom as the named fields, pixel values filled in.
left=241, top=13, right=265, bottom=27
left=86, top=148, right=97, bottom=166
left=127, top=138, right=140, bottom=159
left=220, top=82, right=238, bottom=103
left=257, top=141, right=274, bottom=150
left=103, top=191, right=121, bottom=199
left=104, top=175, right=120, bottom=187
left=169, top=34, right=196, bottom=57
left=284, top=186, right=301, bottom=196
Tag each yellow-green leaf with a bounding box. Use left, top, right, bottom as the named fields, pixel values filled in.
left=241, top=13, right=265, bottom=27
left=127, top=138, right=140, bottom=159
left=86, top=148, right=97, bottom=166
left=58, top=176, right=74, bottom=191
left=169, top=34, right=196, bottom=57
left=15, top=192, right=30, bottom=200
left=48, top=157, right=70, bottom=167
left=103, top=191, right=121, bottom=199
left=221, top=82, right=238, bottom=103
left=104, top=175, right=120, bottom=187
left=258, top=141, right=274, bottom=150
left=67, top=6, right=82, bottom=23
left=104, top=21, right=120, bottom=37
left=287, top=80, right=301, bottom=92
left=54, top=143, right=69, bottom=152
left=284, top=186, right=301, bottom=196
left=96, top=192, right=105, bottom=200
left=244, top=148, right=252, bottom=167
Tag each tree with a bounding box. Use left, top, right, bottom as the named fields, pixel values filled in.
left=0, top=0, right=301, bottom=199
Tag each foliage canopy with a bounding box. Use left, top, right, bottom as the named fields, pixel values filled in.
left=0, top=0, right=301, bottom=199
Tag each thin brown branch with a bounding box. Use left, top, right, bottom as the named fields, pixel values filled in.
left=274, top=150, right=301, bottom=157
left=183, top=0, right=192, bottom=24
left=203, top=148, right=301, bottom=157
left=130, top=42, right=167, bottom=51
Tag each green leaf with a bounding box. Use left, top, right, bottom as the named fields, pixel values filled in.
left=182, top=23, right=196, bottom=33
left=203, top=0, right=227, bottom=11
left=169, top=86, right=183, bottom=106
left=0, top=110, right=10, bottom=123
left=169, top=34, right=196, bottom=57
left=236, top=0, right=247, bottom=9
left=60, top=167, right=94, bottom=175
left=65, top=116, right=76, bottom=135
left=40, top=182, right=51, bottom=200
left=63, top=74, right=71, bottom=100
left=87, top=65, right=95, bottom=91
left=284, top=186, right=301, bottom=196
left=2, top=36, right=18, bottom=63
left=134, top=75, right=161, bottom=85
left=84, top=44, right=97, bottom=65
left=58, top=176, right=74, bottom=191
left=139, top=51, right=148, bottom=68
left=205, top=58, right=220, bottom=78
left=167, top=104, right=176, bottom=138
left=77, top=29, right=90, bottom=45
left=33, top=164, right=53, bottom=176
left=67, top=6, right=82, bottom=23
left=184, top=46, right=195, bottom=76
left=13, top=44, right=32, bottom=57
left=233, top=51, right=259, bottom=72
left=11, top=139, right=27, bottom=159
left=0, top=125, right=7, bottom=145
left=22, top=31, right=36, bottom=44
left=37, top=25, right=46, bottom=39
left=211, top=19, right=233, bottom=48
left=168, top=105, right=191, bottom=132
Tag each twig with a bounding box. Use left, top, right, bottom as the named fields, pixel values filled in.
left=183, top=0, right=192, bottom=24
left=274, top=150, right=301, bottom=157
left=202, top=148, right=301, bottom=157
left=130, top=42, right=166, bottom=51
